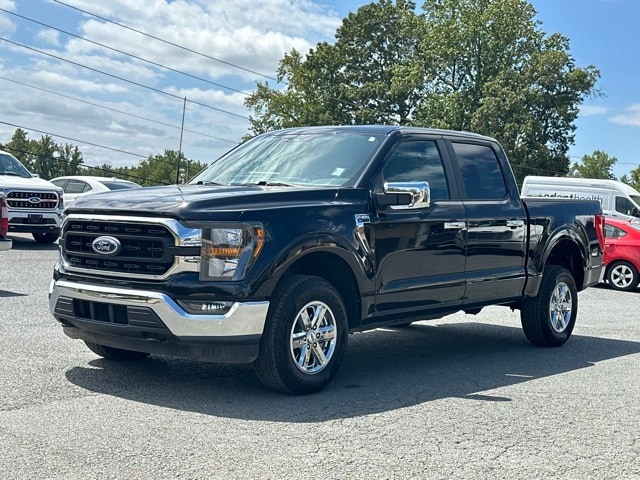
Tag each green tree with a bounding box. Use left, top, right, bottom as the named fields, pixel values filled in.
left=415, top=0, right=599, bottom=183
left=245, top=0, right=600, bottom=185
left=570, top=150, right=617, bottom=179
left=621, top=168, right=640, bottom=191
left=2, top=129, right=87, bottom=179
left=133, top=150, right=194, bottom=186
left=29, top=135, right=59, bottom=179
left=245, top=0, right=423, bottom=135
left=2, top=128, right=34, bottom=170
left=55, top=143, right=85, bottom=177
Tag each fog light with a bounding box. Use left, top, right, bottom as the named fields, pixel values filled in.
left=178, top=300, right=234, bottom=315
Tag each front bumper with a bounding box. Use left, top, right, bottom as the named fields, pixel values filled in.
left=49, top=279, right=269, bottom=363
left=9, top=211, right=61, bottom=234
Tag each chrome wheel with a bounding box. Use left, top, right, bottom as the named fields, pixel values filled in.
left=609, top=263, right=637, bottom=290
left=521, top=265, right=577, bottom=347
left=548, top=281, right=572, bottom=333
left=290, top=301, right=337, bottom=374
left=254, top=275, right=348, bottom=394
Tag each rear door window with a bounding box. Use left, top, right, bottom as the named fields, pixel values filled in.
left=451, top=142, right=507, bottom=200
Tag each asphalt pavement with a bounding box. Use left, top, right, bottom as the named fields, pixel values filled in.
left=1, top=233, right=639, bottom=479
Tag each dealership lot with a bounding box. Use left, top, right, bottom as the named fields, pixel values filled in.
left=1, top=233, right=639, bottom=479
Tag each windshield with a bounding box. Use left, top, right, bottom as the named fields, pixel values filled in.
left=0, top=152, right=32, bottom=178
left=190, top=131, right=385, bottom=187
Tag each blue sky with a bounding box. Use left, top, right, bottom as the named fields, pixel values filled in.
left=1, top=0, right=639, bottom=180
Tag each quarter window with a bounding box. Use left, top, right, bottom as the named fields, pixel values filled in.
left=604, top=225, right=627, bottom=239
left=66, top=180, right=90, bottom=194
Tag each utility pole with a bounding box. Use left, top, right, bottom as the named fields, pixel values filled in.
left=176, top=96, right=187, bottom=184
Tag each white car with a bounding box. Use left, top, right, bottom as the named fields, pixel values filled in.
left=50, top=176, right=142, bottom=207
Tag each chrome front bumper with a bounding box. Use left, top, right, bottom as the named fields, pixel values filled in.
left=49, top=279, right=269, bottom=339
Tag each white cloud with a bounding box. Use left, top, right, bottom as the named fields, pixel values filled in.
left=35, top=29, right=60, bottom=46
left=0, top=1, right=16, bottom=35
left=60, top=0, right=340, bottom=82
left=579, top=105, right=608, bottom=117
left=29, top=70, right=129, bottom=94
left=1, top=0, right=344, bottom=168
left=610, top=104, right=640, bottom=127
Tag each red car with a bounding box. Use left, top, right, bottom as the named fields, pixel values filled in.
left=0, top=194, right=12, bottom=251
left=603, top=218, right=640, bottom=291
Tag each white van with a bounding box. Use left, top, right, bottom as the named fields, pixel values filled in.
left=521, top=176, right=640, bottom=220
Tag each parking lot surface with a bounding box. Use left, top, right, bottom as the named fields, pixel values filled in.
left=1, top=233, right=639, bottom=479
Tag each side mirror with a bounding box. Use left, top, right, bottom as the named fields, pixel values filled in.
left=383, top=181, right=430, bottom=210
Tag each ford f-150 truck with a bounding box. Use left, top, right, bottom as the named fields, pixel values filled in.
left=0, top=150, right=63, bottom=243
left=49, top=126, right=605, bottom=394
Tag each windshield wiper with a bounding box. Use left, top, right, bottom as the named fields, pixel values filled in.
left=193, top=180, right=225, bottom=186
left=254, top=180, right=295, bottom=187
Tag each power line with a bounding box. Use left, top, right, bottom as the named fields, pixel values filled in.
left=51, top=0, right=282, bottom=84
left=0, top=7, right=252, bottom=97
left=1, top=38, right=251, bottom=121
left=0, top=120, right=148, bottom=159
left=3, top=146, right=169, bottom=185
left=0, top=76, right=239, bottom=145
left=48, top=0, right=364, bottom=112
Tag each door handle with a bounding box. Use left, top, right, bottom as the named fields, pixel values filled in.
left=507, top=219, right=525, bottom=228
left=444, top=222, right=466, bottom=230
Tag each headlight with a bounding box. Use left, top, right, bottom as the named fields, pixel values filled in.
left=200, top=225, right=265, bottom=281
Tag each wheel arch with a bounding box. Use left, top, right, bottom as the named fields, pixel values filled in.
left=279, top=251, right=362, bottom=330
left=525, top=230, right=589, bottom=297
left=257, top=235, right=373, bottom=330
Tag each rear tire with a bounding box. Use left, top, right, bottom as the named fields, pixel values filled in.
left=32, top=232, right=58, bottom=243
left=253, top=275, right=348, bottom=395
left=84, top=341, right=150, bottom=361
left=520, top=265, right=577, bottom=347
left=606, top=261, right=639, bottom=291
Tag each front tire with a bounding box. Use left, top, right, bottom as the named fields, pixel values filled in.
left=84, top=341, right=150, bottom=361
left=606, top=261, right=639, bottom=291
left=520, top=265, right=577, bottom=347
left=32, top=232, right=58, bottom=243
left=253, top=275, right=348, bottom=395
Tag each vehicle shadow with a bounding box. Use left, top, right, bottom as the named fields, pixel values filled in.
left=64, top=321, right=640, bottom=422
left=6, top=234, right=59, bottom=251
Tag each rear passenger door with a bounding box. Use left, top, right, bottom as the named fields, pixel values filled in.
left=447, top=139, right=527, bottom=305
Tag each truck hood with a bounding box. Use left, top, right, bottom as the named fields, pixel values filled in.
left=65, top=184, right=368, bottom=222
left=0, top=175, right=62, bottom=192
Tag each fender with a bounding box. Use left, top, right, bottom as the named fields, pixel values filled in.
left=254, top=231, right=376, bottom=299
left=524, top=221, right=592, bottom=298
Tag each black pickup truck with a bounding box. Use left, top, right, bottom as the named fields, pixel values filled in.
left=49, top=126, right=605, bottom=394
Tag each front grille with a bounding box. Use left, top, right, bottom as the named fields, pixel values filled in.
left=7, top=191, right=60, bottom=209
left=62, top=219, right=179, bottom=276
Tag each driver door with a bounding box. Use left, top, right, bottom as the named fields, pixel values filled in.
left=370, top=136, right=467, bottom=321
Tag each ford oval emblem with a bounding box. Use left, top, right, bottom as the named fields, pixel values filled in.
left=91, top=236, right=121, bottom=255
left=28, top=196, right=41, bottom=204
